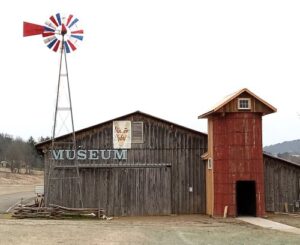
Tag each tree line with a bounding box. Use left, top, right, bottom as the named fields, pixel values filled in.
left=0, top=133, right=48, bottom=173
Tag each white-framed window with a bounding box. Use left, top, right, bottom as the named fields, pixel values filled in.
left=208, top=158, right=213, bottom=170
left=238, top=98, right=251, bottom=110
left=131, top=121, right=144, bottom=143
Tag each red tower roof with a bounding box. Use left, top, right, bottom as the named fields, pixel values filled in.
left=198, top=88, right=277, bottom=118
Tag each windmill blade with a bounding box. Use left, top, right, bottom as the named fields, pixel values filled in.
left=68, top=18, right=79, bottom=28
left=23, top=22, right=45, bottom=37
left=52, top=40, right=61, bottom=52
left=42, top=32, right=55, bottom=37
left=49, top=16, right=59, bottom=27
left=45, top=20, right=57, bottom=30
left=56, top=13, right=62, bottom=26
left=70, top=35, right=84, bottom=41
left=71, top=29, right=84, bottom=34
left=44, top=36, right=56, bottom=44
left=67, top=40, right=77, bottom=52
left=47, top=38, right=58, bottom=49
left=63, top=41, right=71, bottom=53
left=66, top=15, right=74, bottom=27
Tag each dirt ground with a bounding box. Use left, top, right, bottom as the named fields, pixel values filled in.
left=0, top=171, right=299, bottom=244
left=0, top=170, right=43, bottom=214
left=266, top=212, right=300, bottom=229
left=0, top=215, right=299, bottom=245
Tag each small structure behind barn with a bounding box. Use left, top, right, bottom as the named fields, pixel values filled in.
left=264, top=153, right=300, bottom=213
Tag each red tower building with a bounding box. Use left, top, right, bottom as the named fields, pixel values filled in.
left=199, top=88, right=276, bottom=217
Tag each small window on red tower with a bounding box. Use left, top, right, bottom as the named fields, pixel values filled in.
left=238, top=98, right=251, bottom=110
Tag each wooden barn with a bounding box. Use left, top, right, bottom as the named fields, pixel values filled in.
left=264, top=153, right=300, bottom=213
left=36, top=88, right=300, bottom=217
left=36, top=111, right=207, bottom=216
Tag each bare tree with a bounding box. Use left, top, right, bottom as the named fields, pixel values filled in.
left=0, top=134, right=44, bottom=173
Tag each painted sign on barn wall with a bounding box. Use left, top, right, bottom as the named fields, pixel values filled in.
left=113, top=121, right=131, bottom=149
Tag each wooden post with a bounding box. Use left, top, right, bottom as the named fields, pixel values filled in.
left=98, top=200, right=101, bottom=219
left=223, top=206, right=228, bottom=218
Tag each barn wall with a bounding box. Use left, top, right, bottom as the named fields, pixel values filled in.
left=43, top=113, right=207, bottom=216
left=264, top=154, right=300, bottom=212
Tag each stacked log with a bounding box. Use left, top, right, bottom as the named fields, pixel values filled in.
left=12, top=203, right=106, bottom=219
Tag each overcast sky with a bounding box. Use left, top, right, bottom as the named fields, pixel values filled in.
left=1, top=0, right=300, bottom=146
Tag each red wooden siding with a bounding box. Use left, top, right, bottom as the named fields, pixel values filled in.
left=212, top=112, right=265, bottom=216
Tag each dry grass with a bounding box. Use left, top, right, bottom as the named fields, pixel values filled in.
left=0, top=215, right=300, bottom=245
left=266, top=212, right=300, bottom=229
left=0, top=168, right=43, bottom=195
left=0, top=168, right=43, bottom=185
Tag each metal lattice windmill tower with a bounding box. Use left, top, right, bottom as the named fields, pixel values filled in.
left=23, top=14, right=84, bottom=207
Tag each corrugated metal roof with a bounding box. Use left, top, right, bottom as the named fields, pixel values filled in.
left=263, top=152, right=300, bottom=168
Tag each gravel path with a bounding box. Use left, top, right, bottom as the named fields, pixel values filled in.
left=0, top=191, right=35, bottom=213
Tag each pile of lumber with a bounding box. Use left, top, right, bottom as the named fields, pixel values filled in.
left=12, top=203, right=106, bottom=219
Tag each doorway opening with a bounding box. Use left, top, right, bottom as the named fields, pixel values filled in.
left=236, top=181, right=256, bottom=216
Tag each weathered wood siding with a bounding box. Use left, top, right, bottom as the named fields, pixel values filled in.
left=43, top=112, right=207, bottom=216
left=264, top=154, right=300, bottom=212
left=216, top=92, right=274, bottom=115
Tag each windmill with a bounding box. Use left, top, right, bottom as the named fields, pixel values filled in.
left=23, top=13, right=84, bottom=207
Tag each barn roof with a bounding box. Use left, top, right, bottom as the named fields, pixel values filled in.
left=198, top=88, right=277, bottom=118
left=263, top=152, right=300, bottom=168
left=36, top=110, right=207, bottom=148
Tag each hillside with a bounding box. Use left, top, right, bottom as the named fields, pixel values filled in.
left=264, top=139, right=300, bottom=155
left=0, top=168, right=43, bottom=185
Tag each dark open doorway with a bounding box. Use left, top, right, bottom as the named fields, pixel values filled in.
left=236, top=181, right=256, bottom=216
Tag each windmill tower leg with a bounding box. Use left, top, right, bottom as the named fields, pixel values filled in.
left=47, top=35, right=83, bottom=208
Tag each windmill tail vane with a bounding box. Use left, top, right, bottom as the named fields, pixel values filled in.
left=23, top=13, right=84, bottom=53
